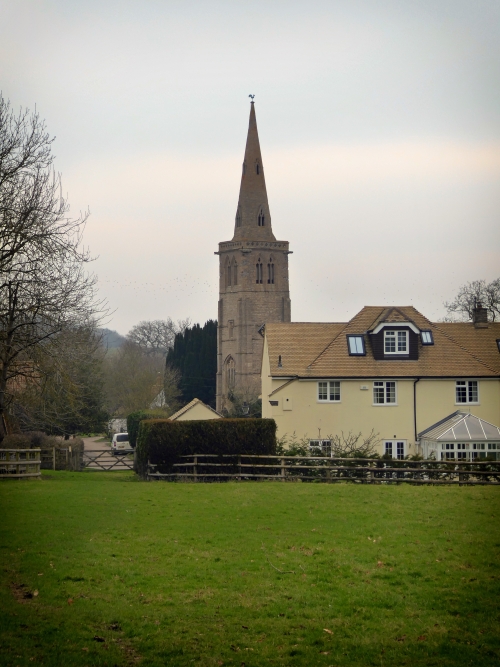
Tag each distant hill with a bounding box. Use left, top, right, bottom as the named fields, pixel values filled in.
left=98, top=328, right=127, bottom=349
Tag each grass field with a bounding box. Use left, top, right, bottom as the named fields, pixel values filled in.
left=1, top=472, right=499, bottom=666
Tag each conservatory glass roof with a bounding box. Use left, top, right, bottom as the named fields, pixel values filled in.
left=419, top=411, right=500, bottom=442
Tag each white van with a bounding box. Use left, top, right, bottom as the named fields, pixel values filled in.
left=111, top=432, right=132, bottom=454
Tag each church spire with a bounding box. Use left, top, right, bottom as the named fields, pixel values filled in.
left=232, top=102, right=276, bottom=242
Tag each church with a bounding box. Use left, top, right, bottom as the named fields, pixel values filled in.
left=215, top=102, right=291, bottom=413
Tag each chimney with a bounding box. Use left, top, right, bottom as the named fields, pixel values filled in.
left=473, top=301, right=488, bottom=328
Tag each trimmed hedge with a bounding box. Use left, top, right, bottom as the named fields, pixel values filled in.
left=127, top=409, right=170, bottom=448
left=135, top=418, right=277, bottom=476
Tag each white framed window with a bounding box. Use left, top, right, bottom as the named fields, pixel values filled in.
left=384, top=440, right=406, bottom=459
left=347, top=335, right=366, bottom=356
left=421, top=330, right=434, bottom=345
left=309, top=440, right=332, bottom=456
left=373, top=381, right=396, bottom=405
left=317, top=381, right=341, bottom=402
left=384, top=330, right=408, bottom=354
left=455, top=380, right=478, bottom=404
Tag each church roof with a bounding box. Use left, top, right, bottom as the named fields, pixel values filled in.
left=232, top=102, right=276, bottom=243
left=264, top=305, right=500, bottom=378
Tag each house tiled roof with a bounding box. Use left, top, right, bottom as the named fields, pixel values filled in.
left=264, top=306, right=500, bottom=378
left=169, top=398, right=221, bottom=421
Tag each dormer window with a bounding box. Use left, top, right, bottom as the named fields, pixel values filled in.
left=347, top=335, right=366, bottom=356
left=258, top=208, right=265, bottom=226
left=421, top=330, right=434, bottom=345
left=384, top=330, right=408, bottom=355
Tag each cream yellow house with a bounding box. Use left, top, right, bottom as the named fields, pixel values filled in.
left=261, top=304, right=500, bottom=458
left=169, top=398, right=222, bottom=422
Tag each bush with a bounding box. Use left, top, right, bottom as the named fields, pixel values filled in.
left=0, top=431, right=83, bottom=452
left=135, top=418, right=277, bottom=476
left=127, top=409, right=171, bottom=448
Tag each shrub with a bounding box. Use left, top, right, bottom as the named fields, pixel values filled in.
left=135, top=418, right=277, bottom=476
left=127, top=409, right=171, bottom=448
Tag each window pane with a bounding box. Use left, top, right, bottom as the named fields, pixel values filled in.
left=386, top=382, right=396, bottom=403
left=374, top=382, right=384, bottom=403
left=329, top=381, right=340, bottom=401
left=385, top=331, right=395, bottom=353
left=397, top=331, right=407, bottom=352
left=397, top=442, right=404, bottom=459
left=421, top=331, right=432, bottom=344
left=348, top=337, right=357, bottom=354
left=385, top=442, right=392, bottom=456
left=468, top=381, right=478, bottom=402
left=456, top=382, right=467, bottom=403
left=318, top=382, right=327, bottom=400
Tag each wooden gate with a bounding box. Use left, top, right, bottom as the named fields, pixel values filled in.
left=82, top=449, right=134, bottom=471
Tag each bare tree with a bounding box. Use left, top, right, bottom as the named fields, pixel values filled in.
left=14, top=326, right=107, bottom=435
left=444, top=278, right=500, bottom=322
left=0, top=95, right=103, bottom=440
left=328, top=430, right=380, bottom=458
left=103, top=341, right=180, bottom=417
left=126, top=318, right=190, bottom=355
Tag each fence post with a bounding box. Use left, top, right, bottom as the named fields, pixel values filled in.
left=238, top=454, right=241, bottom=481
left=281, top=457, right=285, bottom=482
left=194, top=456, right=198, bottom=482
left=16, top=450, right=20, bottom=477
left=52, top=447, right=56, bottom=471
left=65, top=448, right=69, bottom=469
left=326, top=459, right=331, bottom=483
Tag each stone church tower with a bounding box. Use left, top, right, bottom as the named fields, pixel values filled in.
left=216, top=102, right=291, bottom=413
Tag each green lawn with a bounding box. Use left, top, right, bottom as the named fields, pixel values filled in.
left=1, top=472, right=499, bottom=666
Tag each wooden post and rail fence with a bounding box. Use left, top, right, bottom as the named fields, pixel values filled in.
left=147, top=454, right=500, bottom=485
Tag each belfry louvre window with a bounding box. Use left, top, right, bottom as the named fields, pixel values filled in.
left=256, top=261, right=263, bottom=284
left=233, top=262, right=238, bottom=285
left=267, top=261, right=274, bottom=284
left=384, top=330, right=408, bottom=354
left=374, top=381, right=396, bottom=404
left=258, top=209, right=265, bottom=226
left=226, top=262, right=232, bottom=287
left=347, top=335, right=366, bottom=355
left=318, top=381, right=340, bottom=402
left=456, top=380, right=478, bottom=404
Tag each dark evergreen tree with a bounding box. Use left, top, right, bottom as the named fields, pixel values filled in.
left=166, top=320, right=217, bottom=407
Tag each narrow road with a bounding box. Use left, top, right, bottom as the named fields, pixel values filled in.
left=82, top=436, right=134, bottom=471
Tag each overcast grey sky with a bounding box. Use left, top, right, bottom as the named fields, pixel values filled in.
left=1, top=0, right=499, bottom=333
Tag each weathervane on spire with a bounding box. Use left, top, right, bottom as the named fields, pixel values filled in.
left=249, top=94, right=255, bottom=102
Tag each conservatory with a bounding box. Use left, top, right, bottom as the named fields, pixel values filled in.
left=418, top=411, right=500, bottom=461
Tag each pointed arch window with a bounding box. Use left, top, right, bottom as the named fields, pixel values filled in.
left=235, top=207, right=241, bottom=227
left=267, top=258, right=275, bottom=284
left=256, top=259, right=263, bottom=284
left=233, top=260, right=238, bottom=286
left=258, top=208, right=265, bottom=227
left=225, top=258, right=232, bottom=288
left=255, top=162, right=260, bottom=175
left=225, top=356, right=235, bottom=390
left=242, top=162, right=246, bottom=175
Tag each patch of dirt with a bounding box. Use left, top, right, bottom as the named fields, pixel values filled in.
left=10, top=582, right=35, bottom=604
